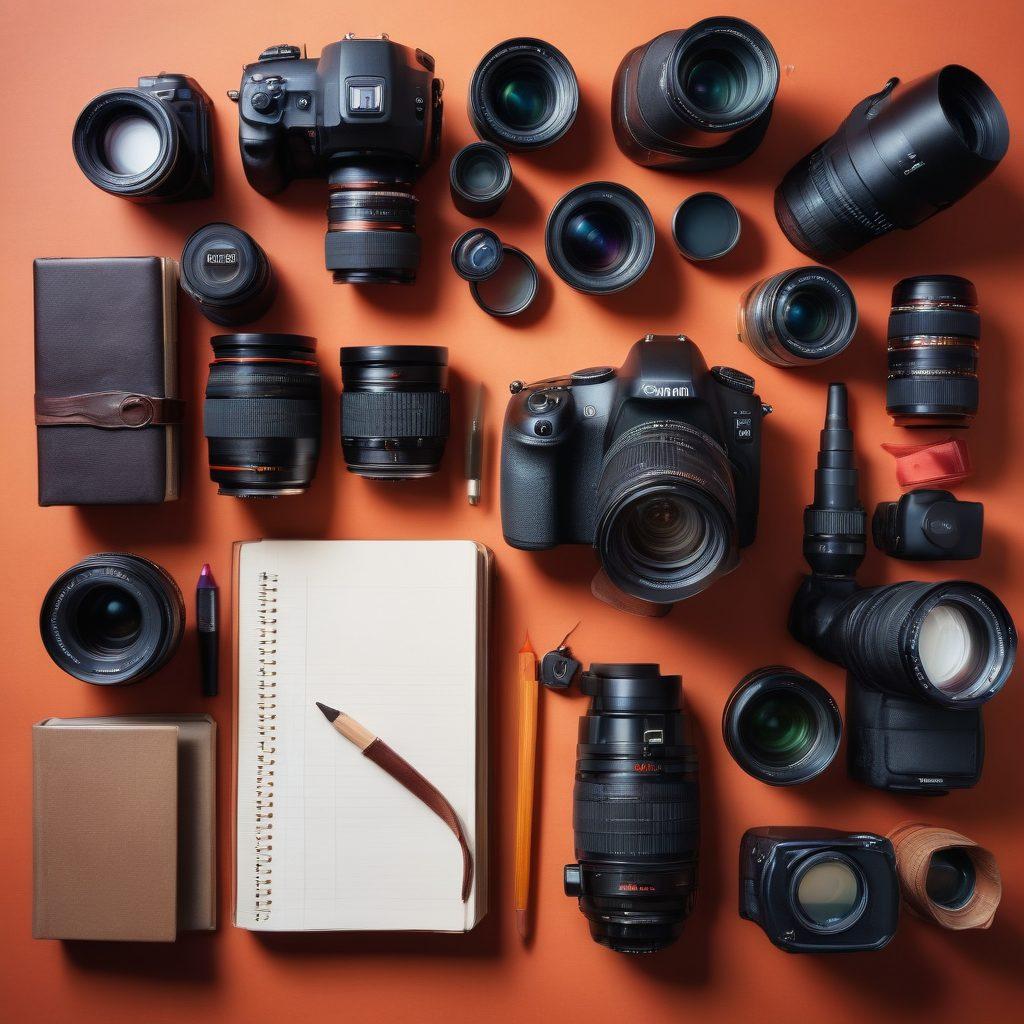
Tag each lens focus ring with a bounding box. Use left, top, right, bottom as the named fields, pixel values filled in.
left=340, top=390, right=450, bottom=439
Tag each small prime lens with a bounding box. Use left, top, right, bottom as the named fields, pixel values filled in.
left=724, top=666, right=842, bottom=785
left=739, top=267, right=858, bottom=367
left=450, top=142, right=513, bottom=217
left=546, top=182, right=655, bottom=295
left=887, top=275, right=980, bottom=427
left=340, top=346, right=451, bottom=479
left=40, top=553, right=185, bottom=685
left=469, top=38, right=579, bottom=150
left=181, top=222, right=276, bottom=326
left=204, top=334, right=322, bottom=498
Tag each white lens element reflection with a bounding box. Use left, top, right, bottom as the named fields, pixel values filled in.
left=103, top=116, right=162, bottom=175
left=919, top=604, right=979, bottom=693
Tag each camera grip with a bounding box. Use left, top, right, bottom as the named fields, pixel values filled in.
left=239, top=133, right=288, bottom=196
left=500, top=434, right=560, bottom=549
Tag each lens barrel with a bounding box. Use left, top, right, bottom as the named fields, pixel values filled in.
left=469, top=38, right=579, bottom=150
left=738, top=266, right=858, bottom=367
left=546, top=182, right=655, bottom=295
left=775, top=66, right=1009, bottom=262
left=886, top=275, right=980, bottom=426
left=723, top=666, right=842, bottom=785
left=564, top=663, right=699, bottom=953
left=612, top=17, right=779, bottom=172
left=40, top=553, right=185, bottom=685
left=339, top=346, right=451, bottom=479
left=449, top=142, right=513, bottom=217
left=595, top=420, right=739, bottom=605
left=204, top=334, right=322, bottom=498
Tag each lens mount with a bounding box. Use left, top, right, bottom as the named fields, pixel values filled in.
left=469, top=37, right=579, bottom=150
left=546, top=182, right=655, bottom=295
left=723, top=666, right=842, bottom=785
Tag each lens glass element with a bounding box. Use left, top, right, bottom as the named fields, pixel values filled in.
left=740, top=691, right=816, bottom=766
left=783, top=288, right=831, bottom=343
left=76, top=586, right=143, bottom=652
left=103, top=115, right=162, bottom=175
left=796, top=859, right=862, bottom=929
left=926, top=848, right=977, bottom=909
left=565, top=207, right=628, bottom=272
left=495, top=70, right=550, bottom=129
left=919, top=602, right=985, bottom=696
left=682, top=52, right=744, bottom=113
left=621, top=495, right=707, bottom=571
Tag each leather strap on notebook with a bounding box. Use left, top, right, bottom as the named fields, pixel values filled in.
left=35, top=391, right=185, bottom=429
left=363, top=737, right=474, bottom=902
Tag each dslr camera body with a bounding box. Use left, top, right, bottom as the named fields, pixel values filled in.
left=501, top=335, right=766, bottom=609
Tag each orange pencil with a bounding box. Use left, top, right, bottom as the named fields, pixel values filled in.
left=513, top=635, right=539, bottom=940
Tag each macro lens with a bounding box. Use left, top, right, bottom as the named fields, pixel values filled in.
left=469, top=38, right=579, bottom=150
left=325, top=162, right=420, bottom=284
left=204, top=334, right=322, bottom=498
left=340, top=346, right=451, bottom=479
left=546, top=182, right=655, bottom=294
left=738, top=267, right=858, bottom=367
left=595, top=421, right=738, bottom=604
left=564, top=664, right=699, bottom=953
left=775, top=66, right=1009, bottom=262
left=40, top=553, right=185, bottom=685
left=450, top=142, right=513, bottom=217
left=887, top=275, right=980, bottom=426
left=180, top=222, right=276, bottom=326
left=612, top=17, right=779, bottom=172
left=724, top=666, right=842, bottom=785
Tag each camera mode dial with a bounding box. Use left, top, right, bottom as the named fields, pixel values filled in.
left=710, top=365, right=756, bottom=395
left=259, top=44, right=302, bottom=62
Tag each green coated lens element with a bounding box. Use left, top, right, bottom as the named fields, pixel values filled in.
left=496, top=71, right=550, bottom=129
left=796, top=859, right=861, bottom=928
left=682, top=51, right=745, bottom=114
left=740, top=690, right=816, bottom=766
left=926, top=848, right=977, bottom=909
left=783, top=288, right=832, bottom=343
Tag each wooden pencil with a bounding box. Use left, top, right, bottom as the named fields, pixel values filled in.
left=513, top=635, right=539, bottom=939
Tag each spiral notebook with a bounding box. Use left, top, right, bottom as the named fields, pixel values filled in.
left=231, top=540, right=490, bottom=932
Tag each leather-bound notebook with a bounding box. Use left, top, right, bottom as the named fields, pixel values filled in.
left=231, top=540, right=491, bottom=932
left=32, top=715, right=216, bottom=941
left=33, top=256, right=181, bottom=505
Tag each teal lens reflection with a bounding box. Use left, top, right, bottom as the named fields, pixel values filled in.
left=683, top=52, right=744, bottom=113
left=565, top=208, right=628, bottom=271
left=783, top=288, right=832, bottom=343
left=495, top=71, right=549, bottom=129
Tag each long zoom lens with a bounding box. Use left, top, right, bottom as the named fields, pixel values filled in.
left=612, top=17, right=779, bottom=172
left=204, top=334, right=322, bottom=498
left=887, top=275, right=980, bottom=426
left=40, top=553, right=185, bottom=685
left=325, top=162, right=420, bottom=284
left=564, top=664, right=699, bottom=953
left=738, top=267, right=858, bottom=367
left=775, top=66, right=1009, bottom=262
left=340, top=346, right=451, bottom=480
left=595, top=421, right=738, bottom=605
left=821, top=581, right=1016, bottom=708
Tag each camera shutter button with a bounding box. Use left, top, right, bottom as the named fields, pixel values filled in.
left=251, top=91, right=276, bottom=113
left=534, top=420, right=553, bottom=437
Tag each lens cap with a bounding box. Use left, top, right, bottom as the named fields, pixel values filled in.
left=451, top=229, right=504, bottom=283
left=470, top=245, right=539, bottom=317
left=672, top=193, right=741, bottom=261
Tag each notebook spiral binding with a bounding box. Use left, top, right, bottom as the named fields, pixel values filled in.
left=254, top=571, right=278, bottom=922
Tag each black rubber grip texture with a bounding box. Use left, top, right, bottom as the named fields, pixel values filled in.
left=325, top=230, right=421, bottom=270
left=888, top=309, right=980, bottom=340
left=341, top=390, right=450, bottom=439
left=203, top=397, right=321, bottom=439
left=805, top=507, right=867, bottom=536
left=886, top=376, right=979, bottom=412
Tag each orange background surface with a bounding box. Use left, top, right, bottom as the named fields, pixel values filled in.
left=1, top=0, right=1023, bottom=1020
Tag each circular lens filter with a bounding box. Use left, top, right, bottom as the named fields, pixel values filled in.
left=672, top=192, right=741, bottom=261
left=470, top=245, right=538, bottom=317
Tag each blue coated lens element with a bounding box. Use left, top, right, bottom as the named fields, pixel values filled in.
left=565, top=209, right=628, bottom=271
left=496, top=73, right=549, bottom=129
left=783, top=289, right=831, bottom=343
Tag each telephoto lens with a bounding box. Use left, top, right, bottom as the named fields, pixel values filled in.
left=563, top=664, right=699, bottom=954
left=738, top=267, right=858, bottom=367
left=180, top=223, right=276, bottom=326
left=450, top=142, right=513, bottom=217
left=340, top=346, right=451, bottom=479
left=203, top=334, right=322, bottom=497
left=740, top=827, right=900, bottom=953
left=325, top=162, right=421, bottom=284
left=776, top=67, right=1010, bottom=262
left=40, top=554, right=185, bottom=685
left=612, top=17, right=779, bottom=172
left=73, top=74, right=213, bottom=203
left=723, top=667, right=842, bottom=786
left=469, top=38, right=579, bottom=150
left=546, top=182, right=656, bottom=295
left=886, top=275, right=980, bottom=426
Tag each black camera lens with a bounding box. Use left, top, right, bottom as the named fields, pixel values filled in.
left=325, top=162, right=421, bottom=284
left=340, top=346, right=451, bottom=479
left=738, top=267, right=858, bottom=367
left=469, top=38, right=578, bottom=150
left=595, top=421, right=738, bottom=604
left=72, top=77, right=213, bottom=203
left=180, top=223, right=276, bottom=326
left=776, top=66, right=1009, bottom=262
left=450, top=142, right=513, bottom=217
left=40, top=553, right=185, bottom=685
left=926, top=848, right=976, bottom=909
left=546, top=183, right=655, bottom=295
left=612, top=17, right=778, bottom=172
left=724, top=667, right=842, bottom=786
left=887, top=275, right=980, bottom=427
left=204, top=334, right=322, bottom=498
left=564, top=663, right=698, bottom=953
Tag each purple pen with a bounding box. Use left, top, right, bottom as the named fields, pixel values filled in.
left=196, top=563, right=219, bottom=698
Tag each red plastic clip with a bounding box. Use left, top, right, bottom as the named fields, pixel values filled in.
left=881, top=438, right=972, bottom=488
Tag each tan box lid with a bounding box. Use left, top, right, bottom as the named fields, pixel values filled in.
left=33, top=723, right=178, bottom=941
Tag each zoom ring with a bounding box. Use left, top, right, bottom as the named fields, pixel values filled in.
left=573, top=781, right=698, bottom=858
left=886, top=376, right=979, bottom=410
left=888, top=309, right=981, bottom=339
left=804, top=507, right=867, bottom=536
left=325, top=231, right=421, bottom=270
left=341, top=390, right=451, bottom=439
left=204, top=398, right=321, bottom=439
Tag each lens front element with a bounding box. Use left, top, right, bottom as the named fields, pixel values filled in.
left=795, top=857, right=864, bottom=931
